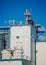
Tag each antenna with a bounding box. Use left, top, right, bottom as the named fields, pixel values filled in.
left=24, top=9, right=31, bottom=24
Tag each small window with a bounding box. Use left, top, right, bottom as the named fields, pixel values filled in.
left=16, top=36, right=19, bottom=39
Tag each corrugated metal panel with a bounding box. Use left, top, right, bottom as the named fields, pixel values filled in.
left=0, top=34, right=3, bottom=50
left=0, top=34, right=10, bottom=59
left=5, top=34, right=10, bottom=49
left=0, top=34, right=3, bottom=59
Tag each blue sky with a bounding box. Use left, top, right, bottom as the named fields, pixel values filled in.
left=0, top=0, right=46, bottom=40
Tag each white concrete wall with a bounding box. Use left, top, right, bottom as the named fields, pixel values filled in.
left=10, top=25, right=36, bottom=65
left=36, top=42, right=46, bottom=65
left=10, top=26, right=31, bottom=60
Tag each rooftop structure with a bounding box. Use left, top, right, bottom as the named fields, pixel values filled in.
left=0, top=9, right=45, bottom=65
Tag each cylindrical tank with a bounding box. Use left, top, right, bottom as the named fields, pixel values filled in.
left=13, top=49, right=23, bottom=59
left=1, top=50, right=11, bottom=59
left=13, top=44, right=23, bottom=59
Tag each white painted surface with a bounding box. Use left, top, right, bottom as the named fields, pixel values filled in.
left=10, top=26, right=31, bottom=60
left=1, top=50, right=11, bottom=59
left=36, top=42, right=46, bottom=65
left=0, top=61, right=22, bottom=65
left=13, top=50, right=23, bottom=59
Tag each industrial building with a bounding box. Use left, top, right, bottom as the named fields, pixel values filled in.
left=0, top=9, right=46, bottom=65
